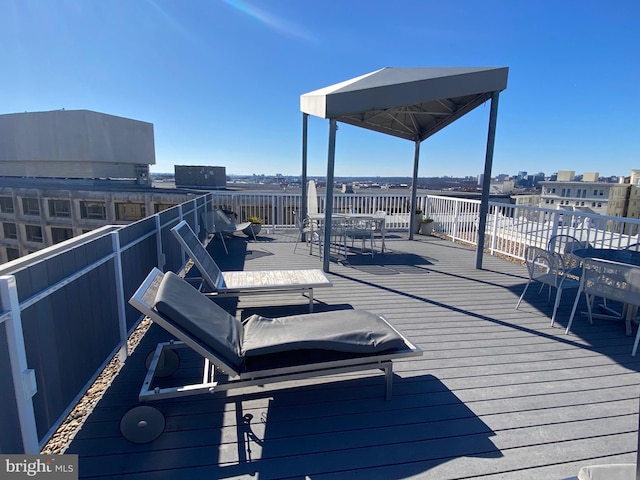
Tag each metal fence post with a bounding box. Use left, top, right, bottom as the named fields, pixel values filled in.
left=110, top=233, right=129, bottom=363
left=155, top=214, right=165, bottom=270
left=0, top=275, right=39, bottom=453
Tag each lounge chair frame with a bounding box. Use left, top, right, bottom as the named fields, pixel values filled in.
left=172, top=220, right=332, bottom=311
left=129, top=268, right=422, bottom=403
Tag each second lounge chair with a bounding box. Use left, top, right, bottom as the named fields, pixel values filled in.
left=172, top=220, right=332, bottom=311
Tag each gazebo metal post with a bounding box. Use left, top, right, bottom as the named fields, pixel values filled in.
left=301, top=113, right=308, bottom=230
left=409, top=139, right=421, bottom=240
left=322, top=119, right=338, bottom=272
left=475, top=91, right=500, bottom=270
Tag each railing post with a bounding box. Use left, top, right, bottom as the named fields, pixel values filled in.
left=490, top=206, right=500, bottom=254
left=271, top=194, right=276, bottom=233
left=452, top=200, right=461, bottom=242
left=110, top=232, right=129, bottom=363
left=155, top=215, right=165, bottom=270
left=0, top=275, right=39, bottom=454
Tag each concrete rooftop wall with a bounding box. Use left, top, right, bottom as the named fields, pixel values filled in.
left=0, top=110, right=155, bottom=166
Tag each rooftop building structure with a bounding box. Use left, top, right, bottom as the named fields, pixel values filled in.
left=0, top=110, right=202, bottom=263
left=0, top=110, right=155, bottom=183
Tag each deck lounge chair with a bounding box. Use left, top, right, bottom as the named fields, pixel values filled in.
left=201, top=209, right=256, bottom=254
left=121, top=268, right=422, bottom=443
left=172, top=220, right=331, bottom=311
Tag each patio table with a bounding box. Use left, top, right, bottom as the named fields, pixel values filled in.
left=572, top=248, right=640, bottom=334
left=308, top=213, right=386, bottom=256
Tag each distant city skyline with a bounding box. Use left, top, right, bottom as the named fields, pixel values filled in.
left=2, top=1, right=638, bottom=178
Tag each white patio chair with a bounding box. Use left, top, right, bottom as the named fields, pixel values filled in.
left=344, top=217, right=376, bottom=257
left=566, top=258, right=640, bottom=355
left=293, top=210, right=314, bottom=253
left=547, top=234, right=589, bottom=272
left=516, top=246, right=581, bottom=326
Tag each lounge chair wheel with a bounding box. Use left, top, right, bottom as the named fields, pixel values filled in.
left=145, top=348, right=180, bottom=378
left=120, top=405, right=165, bottom=444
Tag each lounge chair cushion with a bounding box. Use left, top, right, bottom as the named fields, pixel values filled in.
left=241, top=310, right=406, bottom=356
left=154, top=271, right=244, bottom=369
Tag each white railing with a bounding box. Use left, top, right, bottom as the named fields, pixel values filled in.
left=206, top=191, right=640, bottom=260
left=425, top=196, right=640, bottom=260
left=205, top=191, right=421, bottom=231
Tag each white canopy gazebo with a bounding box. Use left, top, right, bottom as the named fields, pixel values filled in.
left=300, top=66, right=509, bottom=272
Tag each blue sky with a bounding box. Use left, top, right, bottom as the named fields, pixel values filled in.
left=2, top=0, right=639, bottom=178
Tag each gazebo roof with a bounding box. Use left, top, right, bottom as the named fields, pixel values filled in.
left=300, top=67, right=509, bottom=141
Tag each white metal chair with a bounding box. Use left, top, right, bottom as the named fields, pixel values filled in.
left=314, top=216, right=348, bottom=260
left=547, top=234, right=589, bottom=271
left=516, top=246, right=581, bottom=326
left=293, top=210, right=313, bottom=253
left=566, top=258, right=640, bottom=355
left=344, top=218, right=376, bottom=257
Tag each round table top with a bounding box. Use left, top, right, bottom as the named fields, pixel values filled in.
left=572, top=247, right=640, bottom=266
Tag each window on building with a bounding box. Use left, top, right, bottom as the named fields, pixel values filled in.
left=154, top=203, right=177, bottom=213
left=51, top=227, right=73, bottom=244
left=592, top=202, right=596, bottom=207
left=0, top=196, right=15, bottom=214
left=594, top=189, right=598, bottom=196
left=48, top=199, right=71, bottom=218
left=581, top=202, right=585, bottom=206
left=599, top=190, right=604, bottom=196
left=2, top=222, right=17, bottom=240
left=6, top=247, right=20, bottom=261
left=115, top=202, right=146, bottom=221
left=551, top=188, right=556, bottom=194
left=80, top=201, right=106, bottom=220
left=25, top=225, right=43, bottom=243
left=597, top=202, right=602, bottom=207
left=561, top=188, right=566, bottom=197
left=22, top=198, right=40, bottom=216
left=550, top=199, right=555, bottom=204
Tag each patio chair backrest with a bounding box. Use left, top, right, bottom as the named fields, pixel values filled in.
left=524, top=246, right=563, bottom=288
left=171, top=221, right=223, bottom=289
left=581, top=258, right=640, bottom=307
left=548, top=234, right=588, bottom=256
left=215, top=209, right=236, bottom=227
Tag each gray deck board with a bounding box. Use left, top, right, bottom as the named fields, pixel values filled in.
left=65, top=233, right=640, bottom=479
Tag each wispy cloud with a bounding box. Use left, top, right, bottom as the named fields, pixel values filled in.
left=223, top=0, right=316, bottom=43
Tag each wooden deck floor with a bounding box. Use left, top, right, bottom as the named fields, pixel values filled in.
left=66, top=231, right=640, bottom=479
